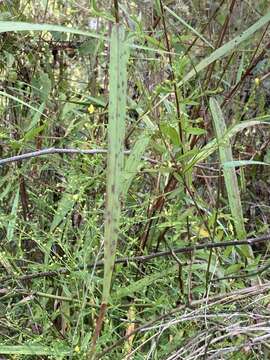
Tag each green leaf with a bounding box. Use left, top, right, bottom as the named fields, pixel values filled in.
left=26, top=103, right=46, bottom=131
left=160, top=123, right=180, bottom=146
left=225, top=263, right=243, bottom=275
left=122, top=133, right=150, bottom=197
left=7, top=188, right=19, bottom=242
left=78, top=39, right=98, bottom=56
left=164, top=5, right=214, bottom=49
left=185, top=117, right=270, bottom=173
left=210, top=98, right=252, bottom=259
left=113, top=265, right=178, bottom=301
left=32, top=72, right=51, bottom=101
left=185, top=126, right=206, bottom=136
left=179, top=11, right=270, bottom=86
left=0, top=21, right=107, bottom=41
left=49, top=175, right=85, bottom=233
left=23, top=124, right=46, bottom=142
left=0, top=21, right=167, bottom=56
left=0, top=91, right=47, bottom=118
left=50, top=193, right=76, bottom=233
left=103, top=25, right=130, bottom=305
left=0, top=344, right=69, bottom=356
left=223, top=160, right=270, bottom=168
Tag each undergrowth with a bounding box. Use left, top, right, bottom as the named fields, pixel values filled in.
left=0, top=1, right=270, bottom=359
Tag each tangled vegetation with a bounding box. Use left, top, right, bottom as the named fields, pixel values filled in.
left=0, top=1, right=270, bottom=359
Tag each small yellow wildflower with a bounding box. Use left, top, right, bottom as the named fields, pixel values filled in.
left=74, top=345, right=80, bottom=353
left=87, top=104, right=95, bottom=114
left=255, top=77, right=260, bottom=86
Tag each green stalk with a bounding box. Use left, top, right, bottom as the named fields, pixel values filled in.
left=210, top=98, right=253, bottom=259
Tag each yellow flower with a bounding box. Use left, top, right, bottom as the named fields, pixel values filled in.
left=194, top=226, right=210, bottom=238
left=87, top=104, right=95, bottom=114
left=255, top=78, right=260, bottom=86
left=72, top=194, right=79, bottom=201
left=74, top=345, right=80, bottom=353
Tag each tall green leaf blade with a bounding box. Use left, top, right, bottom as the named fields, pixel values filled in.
left=210, top=98, right=252, bottom=258
left=0, top=344, right=69, bottom=356
left=103, top=25, right=129, bottom=305
left=0, top=21, right=176, bottom=59
left=0, top=21, right=106, bottom=40
left=154, top=12, right=270, bottom=114
left=180, top=11, right=270, bottom=86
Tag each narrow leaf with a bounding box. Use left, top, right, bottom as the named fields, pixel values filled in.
left=0, top=21, right=106, bottom=41
left=50, top=192, right=76, bottom=233
left=103, top=25, right=129, bottom=305
left=121, top=134, right=150, bottom=197
left=0, top=344, right=69, bottom=356
left=113, top=265, right=178, bottom=301
left=224, top=160, right=270, bottom=168
left=164, top=5, right=214, bottom=49
left=180, top=11, right=270, bottom=86
left=185, top=118, right=270, bottom=172
left=7, top=188, right=19, bottom=242
left=0, top=91, right=47, bottom=117
left=210, top=98, right=252, bottom=258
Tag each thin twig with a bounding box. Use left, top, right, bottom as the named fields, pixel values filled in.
left=2, top=234, right=270, bottom=282
left=113, top=0, right=120, bottom=23
left=0, top=147, right=158, bottom=166
left=96, top=281, right=270, bottom=359
left=0, top=148, right=224, bottom=172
